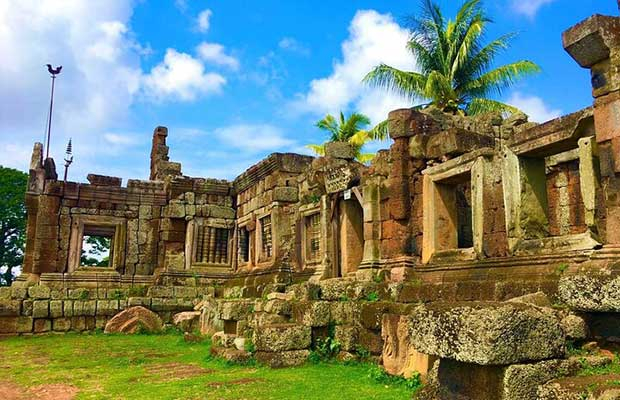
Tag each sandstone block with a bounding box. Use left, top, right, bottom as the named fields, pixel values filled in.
left=16, top=317, right=33, bottom=333
left=172, top=311, right=201, bottom=332
left=273, top=186, right=299, bottom=203
left=255, top=350, right=310, bottom=368
left=32, top=301, right=49, bottom=318
left=291, top=301, right=330, bottom=326
left=408, top=302, right=565, bottom=365
left=104, top=306, right=163, bottom=334
left=382, top=314, right=436, bottom=379
left=219, top=300, right=254, bottom=321
left=53, top=318, right=71, bottom=332
left=34, top=319, right=51, bottom=333
left=253, top=324, right=311, bottom=352
left=559, top=274, right=620, bottom=312
left=28, top=285, right=51, bottom=299
left=324, top=141, right=355, bottom=160
left=49, top=300, right=63, bottom=318
left=0, top=299, right=21, bottom=316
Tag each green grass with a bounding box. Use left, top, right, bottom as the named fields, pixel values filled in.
left=0, top=333, right=414, bottom=400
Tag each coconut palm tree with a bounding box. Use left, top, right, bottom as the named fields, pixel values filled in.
left=306, top=112, right=385, bottom=162
left=364, top=0, right=540, bottom=115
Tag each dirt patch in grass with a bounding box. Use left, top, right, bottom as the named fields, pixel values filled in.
left=145, top=362, right=214, bottom=381
left=207, top=378, right=266, bottom=388
left=0, top=381, right=79, bottom=400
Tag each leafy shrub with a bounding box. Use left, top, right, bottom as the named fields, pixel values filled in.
left=365, top=292, right=379, bottom=302
left=367, top=364, right=422, bottom=391
left=309, top=323, right=341, bottom=363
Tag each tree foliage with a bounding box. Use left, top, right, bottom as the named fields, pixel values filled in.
left=364, top=0, right=540, bottom=115
left=80, top=235, right=111, bottom=267
left=0, top=167, right=28, bottom=286
left=307, top=111, right=387, bottom=162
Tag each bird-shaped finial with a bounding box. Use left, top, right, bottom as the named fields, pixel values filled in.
left=46, top=64, right=62, bottom=75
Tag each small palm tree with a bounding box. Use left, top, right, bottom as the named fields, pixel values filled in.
left=364, top=0, right=540, bottom=115
left=306, top=112, right=385, bottom=162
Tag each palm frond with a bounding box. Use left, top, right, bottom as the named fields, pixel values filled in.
left=357, top=153, right=376, bottom=163
left=461, top=60, right=541, bottom=98
left=305, top=144, right=326, bottom=156
left=315, top=115, right=339, bottom=139
left=466, top=98, right=518, bottom=115
left=368, top=119, right=389, bottom=141
left=363, top=64, right=427, bottom=102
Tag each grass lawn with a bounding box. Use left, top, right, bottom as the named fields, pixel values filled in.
left=0, top=332, right=415, bottom=400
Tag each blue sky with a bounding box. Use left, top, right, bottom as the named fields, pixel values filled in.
left=0, top=0, right=617, bottom=182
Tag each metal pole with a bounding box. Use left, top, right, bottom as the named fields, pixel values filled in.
left=46, top=74, right=56, bottom=160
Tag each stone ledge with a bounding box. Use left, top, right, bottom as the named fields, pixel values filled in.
left=407, top=301, right=565, bottom=365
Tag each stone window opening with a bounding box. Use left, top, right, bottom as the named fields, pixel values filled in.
left=304, top=213, right=322, bottom=263
left=422, top=150, right=490, bottom=264
left=68, top=215, right=126, bottom=273
left=238, top=226, right=251, bottom=265
left=503, top=131, right=602, bottom=254
left=434, top=172, right=474, bottom=251
left=80, top=225, right=114, bottom=268
left=258, top=215, right=273, bottom=261
left=194, top=226, right=231, bottom=265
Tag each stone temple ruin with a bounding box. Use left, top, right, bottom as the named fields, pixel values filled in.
left=2, top=8, right=620, bottom=400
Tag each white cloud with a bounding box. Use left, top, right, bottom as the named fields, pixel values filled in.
left=213, top=124, right=295, bottom=153
left=196, top=42, right=240, bottom=70
left=196, top=9, right=212, bottom=33
left=103, top=133, right=136, bottom=145
left=0, top=0, right=142, bottom=173
left=292, top=10, right=416, bottom=124
left=142, top=49, right=227, bottom=101
left=506, top=92, right=562, bottom=123
left=278, top=37, right=310, bottom=56
left=0, top=1, right=234, bottom=181
left=511, top=0, right=555, bottom=18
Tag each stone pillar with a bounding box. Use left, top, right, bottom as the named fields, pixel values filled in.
left=564, top=15, right=620, bottom=243
left=358, top=179, right=382, bottom=275
left=384, top=109, right=439, bottom=260
left=150, top=126, right=169, bottom=181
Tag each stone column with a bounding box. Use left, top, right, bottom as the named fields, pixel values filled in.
left=383, top=109, right=438, bottom=267
left=564, top=15, right=620, bottom=243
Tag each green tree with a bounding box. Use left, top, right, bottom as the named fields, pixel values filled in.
left=0, top=167, right=28, bottom=286
left=80, top=236, right=111, bottom=267
left=306, top=111, right=387, bottom=162
left=364, top=0, right=540, bottom=115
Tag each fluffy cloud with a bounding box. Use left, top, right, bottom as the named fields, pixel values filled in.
left=0, top=1, right=235, bottom=179
left=511, top=0, right=555, bottom=18
left=196, top=9, right=212, bottom=33
left=142, top=49, right=227, bottom=101
left=213, top=124, right=295, bottom=153
left=293, top=10, right=416, bottom=124
left=278, top=37, right=310, bottom=56
left=197, top=42, right=240, bottom=70
left=506, top=92, right=562, bottom=123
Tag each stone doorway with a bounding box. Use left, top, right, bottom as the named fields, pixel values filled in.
left=336, top=197, right=364, bottom=277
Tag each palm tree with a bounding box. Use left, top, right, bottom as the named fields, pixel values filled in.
left=306, top=112, right=385, bottom=162
left=364, top=0, right=540, bottom=115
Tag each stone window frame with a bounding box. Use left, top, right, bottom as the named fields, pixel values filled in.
left=502, top=135, right=601, bottom=255
left=300, top=204, right=323, bottom=267
left=235, top=217, right=254, bottom=269
left=422, top=149, right=492, bottom=264
left=185, top=217, right=234, bottom=269
left=256, top=212, right=274, bottom=264
left=68, top=215, right=126, bottom=273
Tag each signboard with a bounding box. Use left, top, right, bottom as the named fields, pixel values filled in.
left=344, top=189, right=351, bottom=200
left=324, top=167, right=352, bottom=194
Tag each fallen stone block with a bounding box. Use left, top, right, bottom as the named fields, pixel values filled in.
left=253, top=324, right=311, bottom=352
left=255, top=350, right=310, bottom=368
left=382, top=314, right=436, bottom=379
left=104, top=306, right=162, bottom=334
left=559, top=274, right=620, bottom=312
left=408, top=302, right=565, bottom=365
left=538, top=375, right=620, bottom=400
left=172, top=311, right=201, bottom=332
